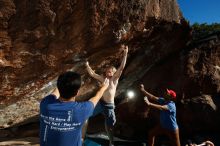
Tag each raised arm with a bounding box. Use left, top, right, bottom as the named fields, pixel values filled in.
left=144, top=96, right=169, bottom=111
left=113, top=45, right=128, bottom=80
left=89, top=78, right=109, bottom=106
left=197, top=141, right=214, bottom=146
left=86, top=61, right=104, bottom=82
left=51, top=87, right=60, bottom=99
left=140, top=84, right=159, bottom=101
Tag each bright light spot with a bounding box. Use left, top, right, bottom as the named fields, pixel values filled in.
left=127, top=90, right=135, bottom=99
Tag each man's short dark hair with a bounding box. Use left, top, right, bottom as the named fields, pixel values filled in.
left=57, top=71, right=81, bottom=99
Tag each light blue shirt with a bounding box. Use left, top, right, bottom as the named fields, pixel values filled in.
left=158, top=97, right=178, bottom=131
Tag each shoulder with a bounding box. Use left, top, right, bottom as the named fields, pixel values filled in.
left=75, top=101, right=94, bottom=117
left=41, top=94, right=57, bottom=104
left=112, top=76, right=119, bottom=83
left=158, top=97, right=165, bottom=104
left=167, top=101, right=176, bottom=111
left=40, top=95, right=57, bottom=111
left=167, top=101, right=175, bottom=106
left=97, top=75, right=105, bottom=82
left=76, top=101, right=94, bottom=109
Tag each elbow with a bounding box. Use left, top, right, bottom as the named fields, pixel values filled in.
left=89, top=72, right=95, bottom=77
left=159, top=108, right=165, bottom=111
left=156, top=107, right=165, bottom=111
left=161, top=107, right=169, bottom=111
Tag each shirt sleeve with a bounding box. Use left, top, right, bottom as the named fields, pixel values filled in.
left=80, top=101, right=94, bottom=120
left=157, top=97, right=165, bottom=104
left=49, top=94, right=57, bottom=100
left=40, top=94, right=57, bottom=106
left=167, top=102, right=175, bottom=113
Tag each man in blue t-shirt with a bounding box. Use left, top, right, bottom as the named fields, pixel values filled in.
left=40, top=71, right=109, bottom=146
left=140, top=84, right=181, bottom=146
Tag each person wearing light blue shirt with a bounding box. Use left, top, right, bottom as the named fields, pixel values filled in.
left=140, top=84, right=180, bottom=146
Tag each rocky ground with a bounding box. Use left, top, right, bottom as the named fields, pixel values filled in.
left=0, top=137, right=39, bottom=146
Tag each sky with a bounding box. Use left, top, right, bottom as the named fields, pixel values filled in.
left=178, top=0, right=220, bottom=25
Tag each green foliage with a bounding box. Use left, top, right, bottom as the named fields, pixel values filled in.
left=191, top=23, right=220, bottom=39
left=192, top=22, right=220, bottom=33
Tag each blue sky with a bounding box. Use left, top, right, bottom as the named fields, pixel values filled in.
left=178, top=0, right=220, bottom=24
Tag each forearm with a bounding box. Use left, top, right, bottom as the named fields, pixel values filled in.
left=120, top=52, right=127, bottom=69
left=86, top=65, right=103, bottom=81
left=148, top=103, right=167, bottom=111
left=86, top=65, right=95, bottom=76
left=141, top=90, right=158, bottom=101
left=113, top=52, right=128, bottom=79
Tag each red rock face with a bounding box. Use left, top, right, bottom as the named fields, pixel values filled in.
left=0, top=0, right=182, bottom=104
left=1, top=0, right=219, bottom=142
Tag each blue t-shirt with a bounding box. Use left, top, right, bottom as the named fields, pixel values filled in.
left=40, top=95, right=94, bottom=146
left=158, top=97, right=178, bottom=131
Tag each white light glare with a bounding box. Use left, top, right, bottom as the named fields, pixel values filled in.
left=48, top=82, right=52, bottom=86
left=127, top=90, right=135, bottom=99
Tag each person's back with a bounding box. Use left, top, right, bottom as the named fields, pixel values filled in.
left=40, top=95, right=94, bottom=146
left=40, top=71, right=109, bottom=146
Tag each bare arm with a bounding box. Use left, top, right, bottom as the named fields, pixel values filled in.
left=51, top=87, right=60, bottom=99
left=144, top=97, right=169, bottom=111
left=89, top=78, right=109, bottom=106
left=86, top=61, right=104, bottom=82
left=140, top=84, right=159, bottom=101
left=113, top=45, right=128, bottom=80
left=205, top=141, right=214, bottom=146
left=197, top=141, right=214, bottom=146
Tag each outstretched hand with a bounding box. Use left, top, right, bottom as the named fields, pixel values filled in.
left=140, top=84, right=145, bottom=91
left=205, top=141, right=214, bottom=146
left=144, top=96, right=151, bottom=106
left=124, top=45, right=128, bottom=54
left=120, top=44, right=128, bottom=54
left=85, top=61, right=89, bottom=66
left=102, top=78, right=109, bottom=90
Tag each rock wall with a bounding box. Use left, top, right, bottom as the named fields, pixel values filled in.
left=1, top=0, right=219, bottom=142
